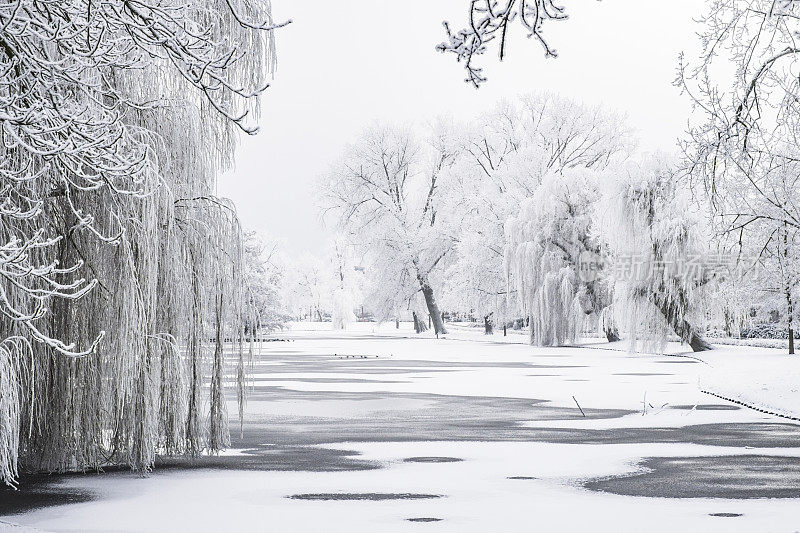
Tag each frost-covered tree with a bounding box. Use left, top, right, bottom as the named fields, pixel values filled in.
left=438, top=0, right=573, bottom=87
left=356, top=245, right=430, bottom=331
left=601, top=156, right=713, bottom=352
left=505, top=168, right=614, bottom=345
left=243, top=232, right=289, bottom=334
left=680, top=0, right=800, bottom=353
left=284, top=253, right=331, bottom=321
left=442, top=94, right=632, bottom=337
left=320, top=125, right=458, bottom=335
left=329, top=237, right=359, bottom=330
left=1, top=0, right=283, bottom=485
left=442, top=228, right=510, bottom=334
left=739, top=223, right=799, bottom=348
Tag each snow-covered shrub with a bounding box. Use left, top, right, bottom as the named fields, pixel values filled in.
left=740, top=323, right=792, bottom=340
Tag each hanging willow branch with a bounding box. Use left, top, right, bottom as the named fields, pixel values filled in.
left=1, top=0, right=282, bottom=486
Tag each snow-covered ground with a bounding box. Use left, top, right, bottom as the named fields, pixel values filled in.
left=2, top=322, right=799, bottom=532
left=697, top=347, right=800, bottom=421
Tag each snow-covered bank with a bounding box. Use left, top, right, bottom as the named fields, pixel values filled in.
left=699, top=352, right=800, bottom=421
left=444, top=320, right=800, bottom=421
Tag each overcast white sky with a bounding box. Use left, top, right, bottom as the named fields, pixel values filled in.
left=218, top=0, right=704, bottom=254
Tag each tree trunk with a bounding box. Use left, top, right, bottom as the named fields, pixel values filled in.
left=600, top=307, right=620, bottom=342
left=503, top=324, right=507, bottom=336
left=605, top=326, right=621, bottom=343
left=416, top=271, right=447, bottom=335
left=209, top=289, right=228, bottom=452
left=784, top=224, right=795, bottom=355
left=651, top=291, right=711, bottom=352
left=787, top=286, right=795, bottom=355
left=484, top=315, right=493, bottom=335
left=723, top=307, right=733, bottom=337
left=603, top=318, right=620, bottom=342
left=412, top=311, right=428, bottom=333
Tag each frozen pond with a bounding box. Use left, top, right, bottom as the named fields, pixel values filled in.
left=2, top=323, right=800, bottom=532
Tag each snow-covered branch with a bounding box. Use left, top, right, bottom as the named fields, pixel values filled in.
left=437, top=0, right=573, bottom=87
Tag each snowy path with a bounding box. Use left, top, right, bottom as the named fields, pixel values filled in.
left=2, top=323, right=800, bottom=532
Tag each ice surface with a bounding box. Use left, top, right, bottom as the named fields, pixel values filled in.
left=2, top=322, right=798, bottom=532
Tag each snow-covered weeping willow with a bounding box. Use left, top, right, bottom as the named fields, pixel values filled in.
left=600, top=156, right=712, bottom=352
left=505, top=169, right=604, bottom=346
left=0, top=0, right=282, bottom=485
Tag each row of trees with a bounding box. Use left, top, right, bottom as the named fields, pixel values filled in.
left=322, top=0, right=800, bottom=356
left=281, top=238, right=363, bottom=327
left=318, top=96, right=718, bottom=349
left=1, top=0, right=284, bottom=486
left=439, top=0, right=800, bottom=351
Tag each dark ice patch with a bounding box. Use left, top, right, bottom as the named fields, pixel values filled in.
left=521, top=423, right=800, bottom=448
left=288, top=493, right=444, bottom=501
left=403, top=457, right=463, bottom=463
left=0, top=477, right=95, bottom=515
left=529, top=365, right=588, bottom=369
left=233, top=387, right=631, bottom=451
left=671, top=404, right=740, bottom=411
left=155, top=445, right=380, bottom=473
left=614, top=373, right=671, bottom=377
left=254, top=377, right=410, bottom=384
left=585, top=455, right=800, bottom=499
